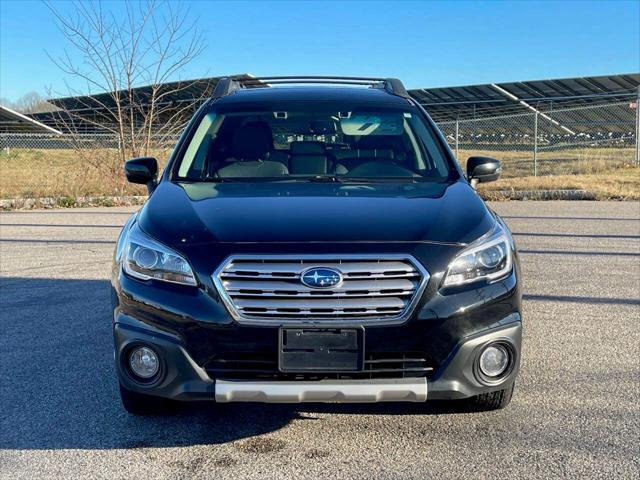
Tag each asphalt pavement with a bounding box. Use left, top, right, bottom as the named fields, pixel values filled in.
left=0, top=201, right=639, bottom=479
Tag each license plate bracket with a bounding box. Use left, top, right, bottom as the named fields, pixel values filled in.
left=279, top=328, right=364, bottom=372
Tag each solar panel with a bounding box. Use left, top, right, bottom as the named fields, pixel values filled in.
left=0, top=105, right=62, bottom=134
left=21, top=73, right=640, bottom=133
left=412, top=73, right=639, bottom=122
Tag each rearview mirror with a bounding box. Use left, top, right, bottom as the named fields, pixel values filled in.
left=125, top=157, right=158, bottom=194
left=466, top=156, right=502, bottom=188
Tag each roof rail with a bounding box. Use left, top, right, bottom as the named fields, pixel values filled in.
left=210, top=76, right=410, bottom=100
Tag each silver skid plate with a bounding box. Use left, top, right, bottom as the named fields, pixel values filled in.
left=215, top=378, right=428, bottom=403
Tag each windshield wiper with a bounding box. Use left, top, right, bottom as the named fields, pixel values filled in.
left=302, top=175, right=421, bottom=184
left=180, top=175, right=426, bottom=184
left=340, top=176, right=420, bottom=183
left=182, top=177, right=236, bottom=183
left=303, top=175, right=411, bottom=183
left=182, top=176, right=288, bottom=183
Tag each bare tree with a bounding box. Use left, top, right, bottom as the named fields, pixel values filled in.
left=1, top=92, right=57, bottom=114
left=44, top=0, right=209, bottom=191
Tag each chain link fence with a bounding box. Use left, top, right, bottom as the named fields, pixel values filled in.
left=0, top=133, right=175, bottom=200
left=0, top=132, right=180, bottom=150
left=1, top=101, right=639, bottom=200
left=437, top=101, right=639, bottom=177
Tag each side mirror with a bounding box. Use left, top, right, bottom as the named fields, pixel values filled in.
left=466, top=156, right=502, bottom=188
left=125, top=157, right=158, bottom=194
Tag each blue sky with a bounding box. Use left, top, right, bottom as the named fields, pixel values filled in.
left=0, top=0, right=639, bottom=101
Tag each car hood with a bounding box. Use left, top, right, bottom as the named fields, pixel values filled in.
left=138, top=180, right=494, bottom=246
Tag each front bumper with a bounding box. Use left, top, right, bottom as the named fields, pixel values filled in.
left=113, top=231, right=523, bottom=403
left=114, top=312, right=521, bottom=402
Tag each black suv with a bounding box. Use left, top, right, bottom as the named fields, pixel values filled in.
left=112, top=76, right=521, bottom=414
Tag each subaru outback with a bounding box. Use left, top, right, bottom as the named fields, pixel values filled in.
left=112, top=76, right=521, bottom=415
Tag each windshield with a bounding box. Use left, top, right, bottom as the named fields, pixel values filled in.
left=174, top=104, right=454, bottom=182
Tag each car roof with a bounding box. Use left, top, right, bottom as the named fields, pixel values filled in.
left=212, top=86, right=414, bottom=107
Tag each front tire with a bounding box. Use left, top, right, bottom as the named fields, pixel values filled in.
left=470, top=382, right=515, bottom=411
left=119, top=385, right=177, bottom=415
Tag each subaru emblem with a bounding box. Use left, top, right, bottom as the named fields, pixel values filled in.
left=300, top=267, right=343, bottom=289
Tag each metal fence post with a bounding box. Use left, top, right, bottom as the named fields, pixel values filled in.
left=635, top=86, right=640, bottom=166
left=455, top=119, right=459, bottom=159
left=1, top=134, right=7, bottom=155
left=533, top=112, right=539, bottom=176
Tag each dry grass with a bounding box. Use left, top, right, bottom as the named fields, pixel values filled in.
left=1, top=147, right=638, bottom=202
left=456, top=147, right=636, bottom=177
left=478, top=166, right=640, bottom=200
left=0, top=147, right=169, bottom=199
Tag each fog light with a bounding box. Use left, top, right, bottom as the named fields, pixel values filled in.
left=128, top=346, right=159, bottom=379
left=479, top=344, right=509, bottom=377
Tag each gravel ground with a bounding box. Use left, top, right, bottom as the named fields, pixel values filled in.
left=1, top=201, right=639, bottom=480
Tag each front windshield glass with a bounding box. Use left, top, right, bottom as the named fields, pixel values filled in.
left=174, top=104, right=454, bottom=182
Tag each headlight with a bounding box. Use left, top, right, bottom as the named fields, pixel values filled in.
left=442, top=223, right=512, bottom=287
left=123, top=224, right=197, bottom=286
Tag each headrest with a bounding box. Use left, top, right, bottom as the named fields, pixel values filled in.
left=357, top=148, right=394, bottom=159
left=232, top=122, right=273, bottom=161
left=290, top=141, right=325, bottom=155
left=330, top=148, right=394, bottom=160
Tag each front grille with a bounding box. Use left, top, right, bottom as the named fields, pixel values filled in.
left=213, top=255, right=429, bottom=324
left=205, top=352, right=435, bottom=380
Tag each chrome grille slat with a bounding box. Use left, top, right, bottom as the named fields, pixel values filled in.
left=213, top=255, right=429, bottom=325
left=222, top=261, right=416, bottom=275
left=221, top=272, right=421, bottom=280
left=222, top=278, right=417, bottom=292
left=236, top=309, right=404, bottom=317
left=231, top=291, right=414, bottom=298
left=235, top=297, right=406, bottom=310
left=223, top=278, right=418, bottom=299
